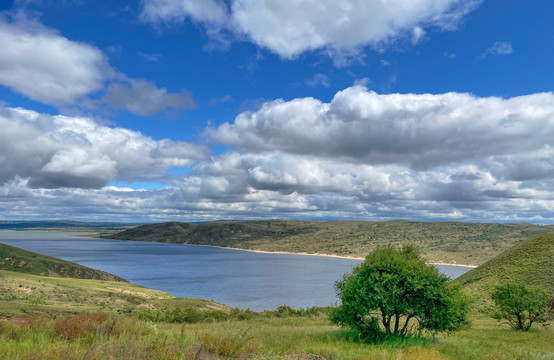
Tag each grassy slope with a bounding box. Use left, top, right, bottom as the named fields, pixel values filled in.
left=103, top=220, right=554, bottom=265
left=0, top=243, right=126, bottom=281
left=0, top=269, right=228, bottom=317
left=454, top=232, right=554, bottom=295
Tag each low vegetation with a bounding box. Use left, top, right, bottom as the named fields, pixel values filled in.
left=0, top=269, right=177, bottom=316
left=0, top=243, right=126, bottom=281
left=102, top=220, right=554, bottom=265
left=1, top=310, right=553, bottom=359
left=454, top=232, right=554, bottom=295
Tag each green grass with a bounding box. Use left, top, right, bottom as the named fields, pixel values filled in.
left=454, top=232, right=554, bottom=296
left=102, top=220, right=554, bottom=265
left=0, top=243, right=126, bottom=281
left=0, top=269, right=185, bottom=316
left=0, top=311, right=552, bottom=359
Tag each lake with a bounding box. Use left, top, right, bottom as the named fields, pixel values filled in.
left=0, top=231, right=472, bottom=311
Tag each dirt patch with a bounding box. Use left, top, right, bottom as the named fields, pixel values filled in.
left=288, top=354, right=326, bottom=360
left=17, top=286, right=32, bottom=294
left=107, top=287, right=153, bottom=299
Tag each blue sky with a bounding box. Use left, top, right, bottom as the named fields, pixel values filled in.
left=1, top=0, right=554, bottom=223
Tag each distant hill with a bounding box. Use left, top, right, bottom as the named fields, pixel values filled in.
left=0, top=220, right=141, bottom=231
left=0, top=243, right=126, bottom=282
left=101, top=220, right=554, bottom=265
left=454, top=232, right=554, bottom=295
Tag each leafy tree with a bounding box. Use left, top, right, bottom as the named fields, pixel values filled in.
left=491, top=283, right=552, bottom=331
left=331, top=245, right=469, bottom=342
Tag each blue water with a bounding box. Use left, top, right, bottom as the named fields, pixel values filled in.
left=0, top=231, right=472, bottom=311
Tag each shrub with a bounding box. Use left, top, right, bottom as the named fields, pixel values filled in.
left=331, top=245, right=469, bottom=343
left=54, top=312, right=109, bottom=340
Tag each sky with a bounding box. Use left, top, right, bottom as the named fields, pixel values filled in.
left=0, top=0, right=554, bottom=223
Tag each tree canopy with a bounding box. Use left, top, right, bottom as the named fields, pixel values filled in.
left=331, top=245, right=469, bottom=342
left=491, top=283, right=552, bottom=331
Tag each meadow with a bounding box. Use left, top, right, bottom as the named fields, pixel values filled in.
left=1, top=310, right=553, bottom=360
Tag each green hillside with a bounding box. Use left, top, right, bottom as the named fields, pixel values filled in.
left=0, top=243, right=125, bottom=281
left=102, top=220, right=554, bottom=265
left=454, top=232, right=554, bottom=295
left=0, top=269, right=230, bottom=316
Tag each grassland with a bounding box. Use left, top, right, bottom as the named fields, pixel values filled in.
left=0, top=269, right=234, bottom=319
left=0, top=243, right=126, bottom=281
left=1, top=307, right=553, bottom=359
left=102, top=220, right=554, bottom=265
left=454, top=232, right=554, bottom=296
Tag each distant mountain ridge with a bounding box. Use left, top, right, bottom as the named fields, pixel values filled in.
left=454, top=232, right=554, bottom=295
left=101, top=220, right=554, bottom=265
left=0, top=243, right=126, bottom=282
left=0, top=220, right=141, bottom=231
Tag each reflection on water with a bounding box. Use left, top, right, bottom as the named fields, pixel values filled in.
left=0, top=231, right=472, bottom=311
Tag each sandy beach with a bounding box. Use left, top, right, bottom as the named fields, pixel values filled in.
left=187, top=243, right=478, bottom=268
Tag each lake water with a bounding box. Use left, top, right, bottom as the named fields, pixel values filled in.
left=0, top=231, right=472, bottom=311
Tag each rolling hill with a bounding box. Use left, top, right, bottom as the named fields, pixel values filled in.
left=0, top=243, right=125, bottom=282
left=454, top=232, right=554, bottom=295
left=101, top=220, right=554, bottom=265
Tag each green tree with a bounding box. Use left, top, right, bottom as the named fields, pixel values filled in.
left=331, top=245, right=469, bottom=342
left=491, top=283, right=552, bottom=331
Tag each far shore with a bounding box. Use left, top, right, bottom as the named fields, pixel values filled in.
left=186, top=243, right=478, bottom=268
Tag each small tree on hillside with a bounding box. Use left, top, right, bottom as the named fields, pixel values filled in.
left=491, top=283, right=552, bottom=331
left=331, top=245, right=469, bottom=342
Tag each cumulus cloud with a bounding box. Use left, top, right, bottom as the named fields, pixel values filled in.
left=0, top=106, right=209, bottom=189
left=0, top=14, right=196, bottom=117
left=4, top=87, right=554, bottom=223
left=209, top=86, right=554, bottom=172
left=0, top=14, right=108, bottom=104
left=102, top=78, right=196, bottom=116
left=141, top=0, right=482, bottom=62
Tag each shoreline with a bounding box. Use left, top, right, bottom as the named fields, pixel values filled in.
left=186, top=243, right=478, bottom=268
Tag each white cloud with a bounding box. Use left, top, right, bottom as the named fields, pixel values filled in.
left=0, top=14, right=108, bottom=104
left=479, top=41, right=513, bottom=59
left=0, top=14, right=197, bottom=116
left=102, top=78, right=196, bottom=116
left=411, top=26, right=426, bottom=45
left=209, top=86, right=554, bottom=171
left=141, top=0, right=228, bottom=25
left=0, top=106, right=209, bottom=189
left=141, top=0, right=483, bottom=63
left=305, top=73, right=330, bottom=88
left=4, top=88, right=554, bottom=223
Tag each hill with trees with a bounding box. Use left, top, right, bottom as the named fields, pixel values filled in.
left=101, top=220, right=554, bottom=265
left=454, top=232, right=554, bottom=295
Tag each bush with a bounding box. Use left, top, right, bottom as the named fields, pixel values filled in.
left=491, top=283, right=552, bottom=331
left=54, top=312, right=109, bottom=340
left=331, top=245, right=469, bottom=343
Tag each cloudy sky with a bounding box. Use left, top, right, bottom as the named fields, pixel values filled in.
left=1, top=0, right=553, bottom=223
